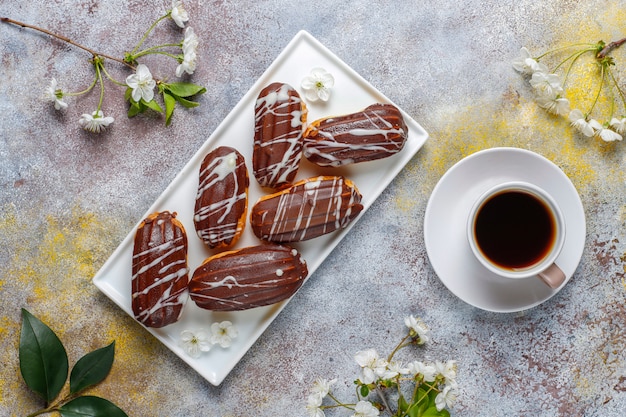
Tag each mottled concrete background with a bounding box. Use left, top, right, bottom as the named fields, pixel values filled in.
left=1, top=0, right=626, bottom=416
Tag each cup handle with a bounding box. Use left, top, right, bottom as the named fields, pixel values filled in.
left=537, top=263, right=566, bottom=289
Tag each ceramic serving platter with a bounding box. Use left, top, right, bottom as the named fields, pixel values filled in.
left=93, top=30, right=428, bottom=385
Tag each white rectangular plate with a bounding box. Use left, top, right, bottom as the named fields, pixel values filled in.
left=93, top=30, right=428, bottom=386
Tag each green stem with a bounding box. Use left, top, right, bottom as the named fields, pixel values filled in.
left=129, top=14, right=169, bottom=55
left=608, top=67, right=626, bottom=113
left=586, top=62, right=606, bottom=116
left=386, top=334, right=411, bottom=362
left=133, top=49, right=181, bottom=61
left=560, top=48, right=596, bottom=89
left=94, top=60, right=106, bottom=112
left=100, top=63, right=126, bottom=87
left=65, top=73, right=99, bottom=97
left=534, top=42, right=597, bottom=60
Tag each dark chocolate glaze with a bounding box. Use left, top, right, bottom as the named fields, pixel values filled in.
left=189, top=244, right=308, bottom=311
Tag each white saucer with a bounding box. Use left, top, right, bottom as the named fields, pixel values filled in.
left=423, top=147, right=586, bottom=313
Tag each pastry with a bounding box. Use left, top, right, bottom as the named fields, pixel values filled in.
left=250, top=175, right=363, bottom=242
left=189, top=244, right=308, bottom=311
left=253, top=82, right=306, bottom=188
left=303, top=103, right=408, bottom=167
left=194, top=146, right=248, bottom=249
left=131, top=211, right=189, bottom=328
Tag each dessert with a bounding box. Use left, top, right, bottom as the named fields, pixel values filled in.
left=303, top=103, right=408, bottom=167
left=189, top=244, right=308, bottom=311
left=250, top=175, right=363, bottom=242
left=194, top=146, right=249, bottom=249
left=253, top=82, right=307, bottom=188
left=131, top=211, right=189, bottom=328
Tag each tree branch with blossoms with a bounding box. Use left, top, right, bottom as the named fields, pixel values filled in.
left=1, top=0, right=205, bottom=133
left=513, top=36, right=626, bottom=143
left=305, top=316, right=458, bottom=417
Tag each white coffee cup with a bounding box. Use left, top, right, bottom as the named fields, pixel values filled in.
left=467, top=181, right=566, bottom=289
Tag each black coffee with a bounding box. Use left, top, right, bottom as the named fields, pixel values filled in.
left=473, top=190, right=556, bottom=270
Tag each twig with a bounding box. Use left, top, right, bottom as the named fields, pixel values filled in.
left=1, top=16, right=135, bottom=70
left=597, top=37, right=626, bottom=59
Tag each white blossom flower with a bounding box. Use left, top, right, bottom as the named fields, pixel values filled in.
left=596, top=125, right=623, bottom=142
left=210, top=321, right=238, bottom=348
left=44, top=78, right=68, bottom=110
left=569, top=109, right=595, bottom=137
left=306, top=393, right=325, bottom=417
left=179, top=329, right=211, bottom=358
left=310, top=378, right=336, bottom=399
left=529, top=71, right=563, bottom=100
left=182, top=26, right=199, bottom=54
left=387, top=360, right=410, bottom=377
left=351, top=400, right=380, bottom=417
left=536, top=95, right=570, bottom=116
left=404, top=315, right=430, bottom=344
left=435, top=360, right=457, bottom=382
left=126, top=64, right=156, bottom=102
left=610, top=117, right=626, bottom=134
left=407, top=361, right=437, bottom=382
left=435, top=385, right=458, bottom=411
left=354, top=349, right=388, bottom=384
left=176, top=27, right=199, bottom=77
left=512, top=47, right=548, bottom=75
left=301, top=67, right=335, bottom=102
left=78, top=110, right=114, bottom=133
left=170, top=0, right=189, bottom=28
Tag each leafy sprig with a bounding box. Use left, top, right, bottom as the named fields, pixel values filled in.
left=306, top=316, right=458, bottom=417
left=19, top=309, right=127, bottom=417
left=513, top=36, right=626, bottom=142
left=1, top=0, right=205, bottom=132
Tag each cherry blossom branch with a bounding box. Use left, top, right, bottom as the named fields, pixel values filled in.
left=0, top=16, right=135, bottom=70
left=597, top=37, right=626, bottom=59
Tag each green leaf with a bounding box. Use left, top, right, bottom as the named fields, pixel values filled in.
left=127, top=101, right=142, bottom=118
left=124, top=87, right=132, bottom=102
left=59, top=396, right=128, bottom=417
left=422, top=406, right=446, bottom=417
left=19, top=309, right=69, bottom=404
left=70, top=341, right=115, bottom=394
left=172, top=94, right=200, bottom=109
left=141, top=98, right=164, bottom=113
left=398, top=394, right=409, bottom=413
left=163, top=92, right=176, bottom=127
left=164, top=82, right=206, bottom=97
left=407, top=400, right=429, bottom=417
left=359, top=384, right=370, bottom=397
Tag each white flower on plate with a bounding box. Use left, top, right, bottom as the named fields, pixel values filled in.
left=210, top=321, right=238, bottom=348
left=301, top=67, right=335, bottom=102
left=78, top=110, right=114, bottom=133
left=179, top=329, right=212, bottom=358
left=44, top=78, right=68, bottom=110
left=351, top=400, right=380, bottom=417
left=126, top=64, right=156, bottom=102
left=170, top=0, right=189, bottom=28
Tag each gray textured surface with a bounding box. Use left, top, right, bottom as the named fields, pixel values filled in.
left=1, top=1, right=626, bottom=416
